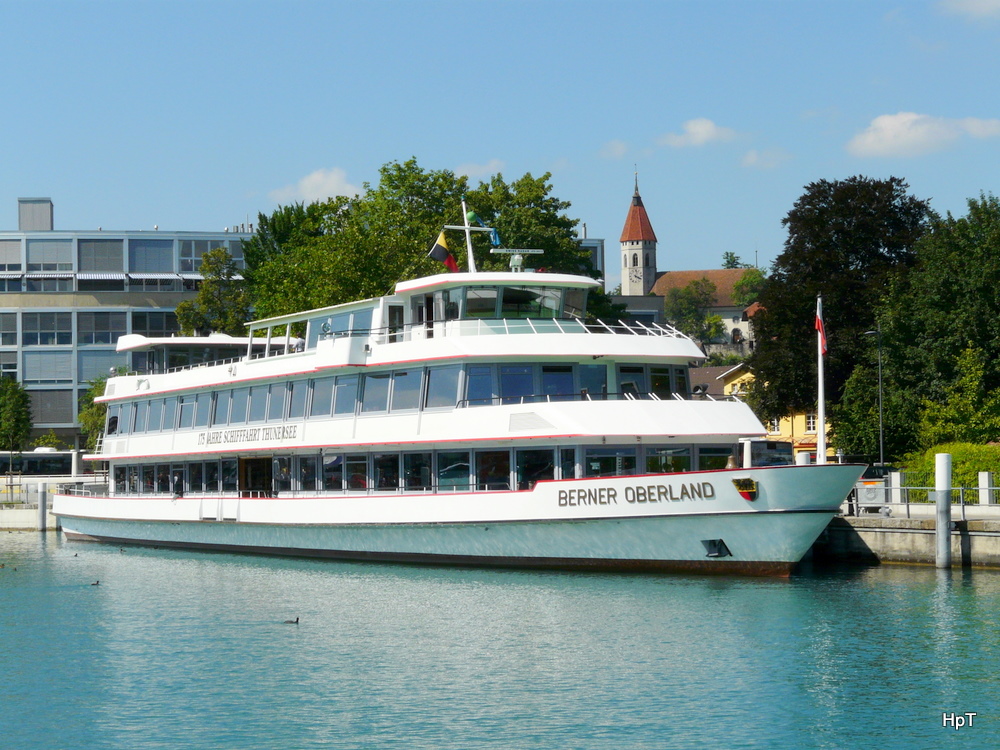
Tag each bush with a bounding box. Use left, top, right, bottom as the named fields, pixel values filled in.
left=900, top=442, right=1000, bottom=501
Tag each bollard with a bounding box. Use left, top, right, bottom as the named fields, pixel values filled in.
left=936, top=454, right=952, bottom=569
left=37, top=482, right=47, bottom=532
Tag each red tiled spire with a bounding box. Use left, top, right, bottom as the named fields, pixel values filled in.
left=619, top=175, right=657, bottom=243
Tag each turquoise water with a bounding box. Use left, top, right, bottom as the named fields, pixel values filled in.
left=1, top=532, right=997, bottom=749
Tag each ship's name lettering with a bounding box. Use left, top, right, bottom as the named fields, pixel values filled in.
left=557, top=482, right=715, bottom=507
left=197, top=425, right=298, bottom=446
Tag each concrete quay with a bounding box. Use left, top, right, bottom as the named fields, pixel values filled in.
left=813, top=514, right=1000, bottom=569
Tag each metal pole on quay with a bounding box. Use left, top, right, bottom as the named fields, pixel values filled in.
left=936, top=453, right=952, bottom=569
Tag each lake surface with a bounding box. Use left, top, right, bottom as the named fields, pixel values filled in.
left=2, top=531, right=997, bottom=749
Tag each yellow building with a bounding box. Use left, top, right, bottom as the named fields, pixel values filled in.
left=705, top=363, right=834, bottom=463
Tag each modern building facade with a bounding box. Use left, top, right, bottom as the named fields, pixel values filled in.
left=1, top=198, right=250, bottom=447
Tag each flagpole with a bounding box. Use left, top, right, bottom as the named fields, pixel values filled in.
left=816, top=294, right=827, bottom=465
left=460, top=197, right=477, bottom=274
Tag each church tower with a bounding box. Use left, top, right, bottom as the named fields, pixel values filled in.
left=619, top=176, right=657, bottom=296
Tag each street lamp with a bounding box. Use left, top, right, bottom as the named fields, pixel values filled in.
left=863, top=326, right=885, bottom=466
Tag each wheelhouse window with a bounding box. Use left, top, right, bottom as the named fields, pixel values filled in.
left=465, top=287, right=498, bottom=318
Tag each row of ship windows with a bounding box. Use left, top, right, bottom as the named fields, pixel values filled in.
left=110, top=444, right=737, bottom=496
left=105, top=363, right=691, bottom=435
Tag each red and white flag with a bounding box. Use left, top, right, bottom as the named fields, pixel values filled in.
left=815, top=296, right=827, bottom=355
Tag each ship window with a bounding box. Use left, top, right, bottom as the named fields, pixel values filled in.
left=650, top=367, right=672, bottom=399
left=221, top=459, right=238, bottom=493
left=560, top=448, right=577, bottom=480
left=373, top=454, right=399, bottom=490
left=541, top=366, right=574, bottom=401
left=118, top=403, right=132, bottom=435
left=403, top=453, right=432, bottom=491
left=425, top=365, right=461, bottom=409
left=674, top=367, right=688, bottom=397
left=156, top=465, right=171, bottom=493
left=346, top=454, right=368, bottom=490
left=476, top=450, right=510, bottom=491
left=578, top=364, right=607, bottom=400
left=500, top=287, right=560, bottom=319
left=323, top=455, right=343, bottom=490
left=618, top=366, right=646, bottom=398
left=213, top=391, right=230, bottom=425
left=310, top=378, right=334, bottom=417
left=162, top=397, right=177, bottom=431
left=133, top=400, right=148, bottom=433
left=205, top=461, right=220, bottom=492
left=564, top=288, right=586, bottom=319
left=465, top=287, right=498, bottom=318
left=390, top=369, right=422, bottom=411
left=189, top=462, right=204, bottom=493
left=437, top=451, right=470, bottom=491
left=697, top=446, right=733, bottom=471
left=230, top=388, right=250, bottom=425
left=114, top=466, right=126, bottom=494
left=297, top=456, right=318, bottom=491
left=288, top=381, right=307, bottom=419
left=106, top=404, right=119, bottom=435
left=646, top=447, right=690, bottom=473
left=248, top=386, right=268, bottom=423
left=178, top=396, right=196, bottom=429
left=584, top=448, right=637, bottom=478
left=267, top=383, right=286, bottom=421
left=465, top=365, right=494, bottom=406
left=333, top=375, right=359, bottom=415
left=195, top=393, right=213, bottom=427
left=274, top=457, right=292, bottom=493
left=516, top=449, right=554, bottom=490
left=500, top=365, right=533, bottom=405
left=361, top=372, right=391, bottom=413
left=142, top=465, right=155, bottom=493
left=147, top=399, right=163, bottom=431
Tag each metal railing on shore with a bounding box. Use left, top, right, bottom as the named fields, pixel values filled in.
left=844, top=481, right=1000, bottom=521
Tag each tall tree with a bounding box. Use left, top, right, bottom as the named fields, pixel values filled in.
left=747, top=176, right=930, bottom=419
left=0, top=378, right=32, bottom=468
left=663, top=278, right=725, bottom=346
left=175, top=248, right=251, bottom=336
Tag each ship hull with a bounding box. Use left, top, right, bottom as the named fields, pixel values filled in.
left=54, top=464, right=863, bottom=576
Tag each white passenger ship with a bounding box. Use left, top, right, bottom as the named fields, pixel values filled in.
left=54, top=226, right=862, bottom=575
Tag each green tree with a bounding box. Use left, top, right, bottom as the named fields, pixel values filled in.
left=916, top=347, right=1000, bottom=448
left=33, top=430, right=64, bottom=450
left=663, top=278, right=725, bottom=346
left=247, top=158, right=623, bottom=321
left=0, top=378, right=32, bottom=470
left=175, top=248, right=251, bottom=336
left=747, top=176, right=930, bottom=420
left=77, top=376, right=110, bottom=453
left=721, top=251, right=751, bottom=269
left=731, top=266, right=767, bottom=308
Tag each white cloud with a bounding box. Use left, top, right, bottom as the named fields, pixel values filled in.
left=454, top=159, right=505, bottom=179
left=940, top=0, right=1000, bottom=19
left=847, top=112, right=1000, bottom=157
left=657, top=118, right=738, bottom=148
left=600, top=139, right=628, bottom=159
left=268, top=167, right=360, bottom=204
left=741, top=148, right=792, bottom=169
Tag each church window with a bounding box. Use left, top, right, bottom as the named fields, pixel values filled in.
left=645, top=253, right=650, bottom=267
left=632, top=253, right=638, bottom=267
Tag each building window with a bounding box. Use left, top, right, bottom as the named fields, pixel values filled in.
left=79, top=312, right=127, bottom=345
left=0, top=278, right=22, bottom=292
left=25, top=278, right=73, bottom=292
left=78, top=239, right=124, bottom=272
left=130, top=277, right=179, bottom=292
left=128, top=239, right=174, bottom=273
left=806, top=413, right=817, bottom=433
left=22, top=312, right=72, bottom=346
left=179, top=239, right=227, bottom=273
left=77, top=278, right=126, bottom=292
left=0, top=313, right=15, bottom=346
left=0, top=351, right=16, bottom=379
left=0, top=239, right=22, bottom=271
left=767, top=418, right=781, bottom=434
left=26, top=239, right=72, bottom=272
left=132, top=311, right=179, bottom=337
left=23, top=351, right=74, bottom=384
left=29, top=389, right=75, bottom=424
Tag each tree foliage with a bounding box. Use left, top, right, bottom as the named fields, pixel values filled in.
left=731, top=266, right=767, bottom=308
left=77, top=376, right=110, bottom=453
left=915, top=346, right=1000, bottom=448
left=175, top=248, right=251, bottom=336
left=663, top=278, right=725, bottom=346
left=747, top=176, right=930, bottom=420
left=0, top=378, right=32, bottom=456
left=246, top=158, right=622, bottom=321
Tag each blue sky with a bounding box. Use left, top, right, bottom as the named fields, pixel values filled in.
left=3, top=0, right=1000, bottom=289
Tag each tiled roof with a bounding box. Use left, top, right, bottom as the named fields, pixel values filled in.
left=619, top=189, right=658, bottom=243
left=649, top=268, right=749, bottom=308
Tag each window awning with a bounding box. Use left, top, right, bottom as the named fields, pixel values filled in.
left=77, top=273, right=127, bottom=280
left=127, top=273, right=181, bottom=280
left=0, top=272, right=23, bottom=279
left=24, top=272, right=74, bottom=279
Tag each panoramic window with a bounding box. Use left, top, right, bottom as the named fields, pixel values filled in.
left=424, top=365, right=460, bottom=409
left=465, top=287, right=498, bottom=318
left=361, top=372, right=391, bottom=413
left=390, top=369, right=422, bottom=411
